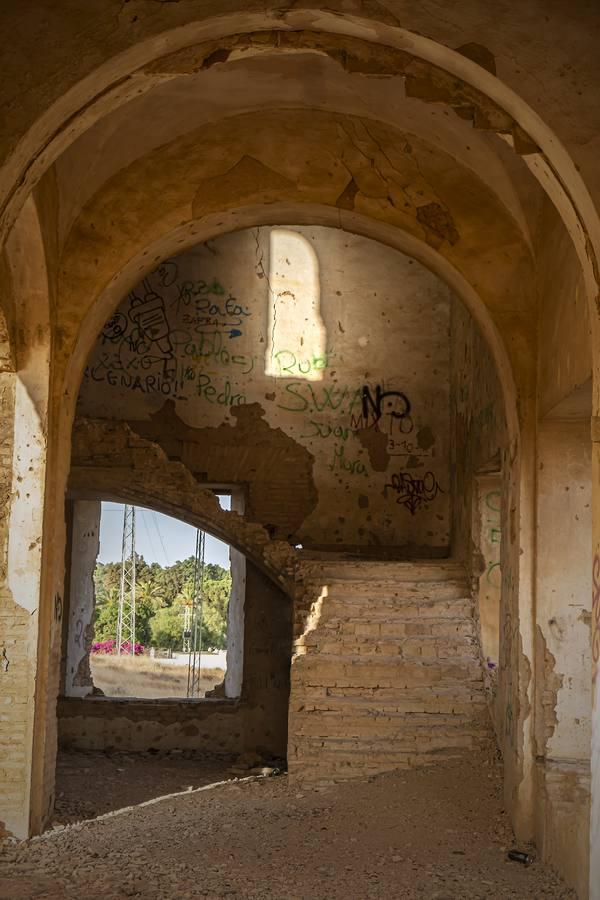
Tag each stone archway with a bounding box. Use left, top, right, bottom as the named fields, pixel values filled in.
left=0, top=13, right=598, bottom=896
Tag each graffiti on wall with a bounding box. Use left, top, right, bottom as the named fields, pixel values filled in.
left=82, top=248, right=449, bottom=533
left=86, top=260, right=255, bottom=403
left=384, top=471, right=444, bottom=515
left=484, top=490, right=502, bottom=587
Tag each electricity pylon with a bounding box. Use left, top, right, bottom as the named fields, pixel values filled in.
left=182, top=603, right=192, bottom=653
left=187, top=528, right=206, bottom=697
left=116, top=505, right=136, bottom=654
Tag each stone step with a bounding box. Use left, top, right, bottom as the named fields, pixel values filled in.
left=309, top=636, right=480, bottom=660
left=296, top=685, right=487, bottom=708
left=293, top=725, right=490, bottom=744
left=290, top=735, right=487, bottom=763
left=294, top=705, right=488, bottom=725
left=319, top=595, right=474, bottom=615
left=289, top=755, right=466, bottom=782
left=289, top=559, right=490, bottom=784
left=299, top=620, right=478, bottom=641
left=293, top=656, right=484, bottom=689
left=292, top=707, right=489, bottom=727
left=316, top=606, right=474, bottom=628
left=298, top=560, right=466, bottom=583
left=305, top=580, right=469, bottom=599
left=294, top=705, right=487, bottom=722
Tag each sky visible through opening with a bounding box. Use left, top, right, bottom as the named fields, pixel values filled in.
left=98, top=498, right=231, bottom=568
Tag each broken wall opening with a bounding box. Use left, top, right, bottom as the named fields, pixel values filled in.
left=55, top=493, right=291, bottom=823
left=62, top=496, right=244, bottom=701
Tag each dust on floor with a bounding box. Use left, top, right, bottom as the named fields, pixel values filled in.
left=0, top=753, right=574, bottom=899
left=53, top=749, right=238, bottom=825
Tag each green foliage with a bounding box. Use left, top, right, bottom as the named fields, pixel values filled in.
left=93, top=555, right=230, bottom=652
left=201, top=573, right=231, bottom=650
left=150, top=601, right=186, bottom=651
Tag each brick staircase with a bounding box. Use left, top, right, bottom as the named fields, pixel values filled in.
left=288, top=560, right=492, bottom=782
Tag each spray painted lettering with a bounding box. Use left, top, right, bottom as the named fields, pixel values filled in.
left=277, top=382, right=361, bottom=415
left=385, top=471, right=444, bottom=514
left=197, top=374, right=246, bottom=406
left=272, top=349, right=332, bottom=377
left=329, top=444, right=369, bottom=477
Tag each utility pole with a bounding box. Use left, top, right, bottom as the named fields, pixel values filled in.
left=187, top=528, right=206, bottom=697
left=117, top=505, right=136, bottom=654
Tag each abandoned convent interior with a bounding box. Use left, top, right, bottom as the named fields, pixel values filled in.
left=2, top=3, right=600, bottom=898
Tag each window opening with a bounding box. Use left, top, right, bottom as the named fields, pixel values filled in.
left=64, top=496, right=243, bottom=700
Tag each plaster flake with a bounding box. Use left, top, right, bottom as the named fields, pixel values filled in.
left=535, top=625, right=564, bottom=751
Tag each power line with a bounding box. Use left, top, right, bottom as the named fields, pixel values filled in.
left=140, top=508, right=160, bottom=564
left=150, top=510, right=170, bottom=567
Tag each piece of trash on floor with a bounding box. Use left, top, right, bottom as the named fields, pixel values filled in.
left=507, top=849, right=535, bottom=866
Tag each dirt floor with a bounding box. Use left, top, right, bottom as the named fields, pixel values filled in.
left=90, top=655, right=224, bottom=699
left=0, top=751, right=575, bottom=899
left=53, top=749, right=239, bottom=825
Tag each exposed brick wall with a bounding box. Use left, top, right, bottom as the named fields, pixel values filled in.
left=288, top=560, right=491, bottom=782
left=58, top=698, right=246, bottom=754
left=0, top=372, right=37, bottom=837
left=125, top=401, right=317, bottom=542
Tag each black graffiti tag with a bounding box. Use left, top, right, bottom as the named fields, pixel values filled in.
left=385, top=471, right=443, bottom=515
left=361, top=385, right=411, bottom=423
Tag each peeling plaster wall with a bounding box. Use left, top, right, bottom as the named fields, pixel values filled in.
left=0, top=196, right=52, bottom=840
left=0, top=368, right=31, bottom=840
left=450, top=300, right=508, bottom=743
left=450, top=298, right=538, bottom=859
left=473, top=473, right=502, bottom=668
left=537, top=201, right=592, bottom=420
left=77, top=226, right=452, bottom=554
left=225, top=542, right=246, bottom=700
left=450, top=300, right=507, bottom=564
left=64, top=501, right=100, bottom=698
left=535, top=420, right=592, bottom=899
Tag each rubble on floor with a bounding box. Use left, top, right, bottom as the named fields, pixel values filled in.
left=0, top=752, right=574, bottom=899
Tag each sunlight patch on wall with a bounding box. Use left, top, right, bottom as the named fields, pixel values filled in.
left=265, top=229, right=326, bottom=382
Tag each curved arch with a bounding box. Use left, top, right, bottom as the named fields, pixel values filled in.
left=64, top=203, right=519, bottom=448
left=74, top=486, right=292, bottom=600
left=69, top=417, right=298, bottom=598
left=1, top=11, right=598, bottom=320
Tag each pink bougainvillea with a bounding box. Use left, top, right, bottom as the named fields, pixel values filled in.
left=90, top=639, right=144, bottom=655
